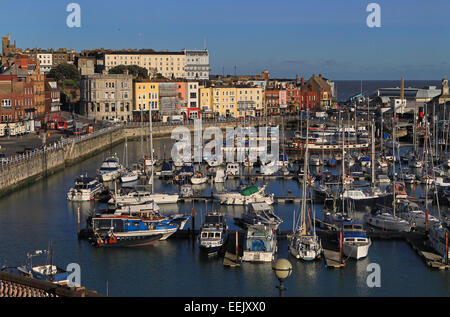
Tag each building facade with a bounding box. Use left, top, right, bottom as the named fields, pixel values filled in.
left=184, top=49, right=210, bottom=80
left=103, top=51, right=186, bottom=79
left=80, top=73, right=134, bottom=122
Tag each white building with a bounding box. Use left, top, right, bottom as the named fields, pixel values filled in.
left=184, top=49, right=210, bottom=80
left=187, top=81, right=199, bottom=119
left=37, top=53, right=53, bottom=74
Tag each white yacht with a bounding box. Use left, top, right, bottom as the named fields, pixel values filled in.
left=342, top=222, right=371, bottom=260
left=97, top=154, right=124, bottom=182
left=241, top=224, right=277, bottom=262
left=198, top=211, right=228, bottom=255
left=67, top=175, right=105, bottom=201
left=364, top=208, right=411, bottom=232
left=226, top=163, right=240, bottom=176
left=109, top=187, right=179, bottom=205
left=338, top=189, right=393, bottom=212
left=191, top=172, right=208, bottom=185
left=121, top=169, right=139, bottom=183
left=238, top=202, right=282, bottom=229
left=396, top=200, right=441, bottom=230
left=214, top=184, right=274, bottom=205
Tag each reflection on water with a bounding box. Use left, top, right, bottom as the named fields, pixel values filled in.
left=0, top=139, right=450, bottom=296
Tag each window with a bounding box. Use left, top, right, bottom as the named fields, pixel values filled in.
left=1, top=99, right=11, bottom=108
left=105, top=103, right=109, bottom=112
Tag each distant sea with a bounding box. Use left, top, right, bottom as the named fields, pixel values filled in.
left=334, top=80, right=442, bottom=102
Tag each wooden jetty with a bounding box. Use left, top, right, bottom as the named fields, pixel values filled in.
left=223, top=230, right=245, bottom=267
left=317, top=230, right=346, bottom=269
left=406, top=232, right=450, bottom=270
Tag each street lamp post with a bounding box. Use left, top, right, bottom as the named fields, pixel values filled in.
left=272, top=258, right=292, bottom=297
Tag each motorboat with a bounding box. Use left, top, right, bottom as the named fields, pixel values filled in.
left=97, top=154, right=124, bottom=182
left=235, top=202, right=282, bottom=229
left=312, top=183, right=334, bottom=203
left=121, top=169, right=139, bottom=183
left=323, top=208, right=353, bottom=226
left=88, top=215, right=178, bottom=247
left=67, top=175, right=105, bottom=201
left=396, top=168, right=416, bottom=184
left=205, top=157, right=222, bottom=167
left=241, top=224, right=277, bottom=262
left=337, top=188, right=393, bottom=212
left=364, top=208, right=411, bottom=232
left=198, top=211, right=228, bottom=255
left=160, top=161, right=174, bottom=178
left=428, top=223, right=450, bottom=259
left=113, top=201, right=190, bottom=230
left=226, top=163, right=240, bottom=176
left=213, top=184, right=274, bottom=205
left=396, top=200, right=441, bottom=230
left=342, top=222, right=371, bottom=260
left=191, top=172, right=208, bottom=185
left=109, top=187, right=179, bottom=205
left=377, top=174, right=391, bottom=184
left=5, top=249, right=70, bottom=286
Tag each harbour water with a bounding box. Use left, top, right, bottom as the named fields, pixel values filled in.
left=1, top=137, right=449, bottom=297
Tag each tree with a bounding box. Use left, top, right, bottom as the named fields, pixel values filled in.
left=109, top=65, right=148, bottom=80
left=47, top=63, right=80, bottom=84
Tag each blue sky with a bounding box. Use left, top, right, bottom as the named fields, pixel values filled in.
left=1, top=0, right=449, bottom=80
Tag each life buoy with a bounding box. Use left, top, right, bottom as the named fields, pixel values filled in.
left=109, top=235, right=117, bottom=244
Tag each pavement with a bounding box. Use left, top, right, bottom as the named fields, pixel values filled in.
left=0, top=130, right=69, bottom=157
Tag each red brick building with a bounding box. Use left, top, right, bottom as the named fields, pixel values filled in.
left=0, top=75, right=35, bottom=123
left=286, top=77, right=319, bottom=112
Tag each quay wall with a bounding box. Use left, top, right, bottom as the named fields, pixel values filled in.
left=0, top=118, right=281, bottom=197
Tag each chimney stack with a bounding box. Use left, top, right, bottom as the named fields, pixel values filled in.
left=301, top=77, right=305, bottom=86
left=400, top=76, right=405, bottom=100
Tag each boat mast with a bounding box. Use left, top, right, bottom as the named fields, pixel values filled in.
left=149, top=106, right=154, bottom=194
left=371, top=120, right=375, bottom=187
left=341, top=116, right=345, bottom=214
left=393, top=103, right=397, bottom=217
left=300, top=111, right=310, bottom=235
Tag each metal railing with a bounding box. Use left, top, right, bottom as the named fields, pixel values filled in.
left=0, top=124, right=123, bottom=170
left=0, top=114, right=300, bottom=170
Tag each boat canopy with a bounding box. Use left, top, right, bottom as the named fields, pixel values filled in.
left=241, top=185, right=259, bottom=196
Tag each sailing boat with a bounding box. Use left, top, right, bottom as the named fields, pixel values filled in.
left=289, top=111, right=322, bottom=260
left=121, top=136, right=140, bottom=183
left=146, top=107, right=179, bottom=203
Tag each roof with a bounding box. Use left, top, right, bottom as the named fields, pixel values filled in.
left=0, top=271, right=102, bottom=297
left=105, top=51, right=185, bottom=56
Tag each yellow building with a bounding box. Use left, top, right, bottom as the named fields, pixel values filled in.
left=104, top=52, right=185, bottom=79
left=212, top=86, right=237, bottom=118
left=236, top=86, right=263, bottom=118
left=134, top=81, right=159, bottom=112
left=199, top=85, right=263, bottom=118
